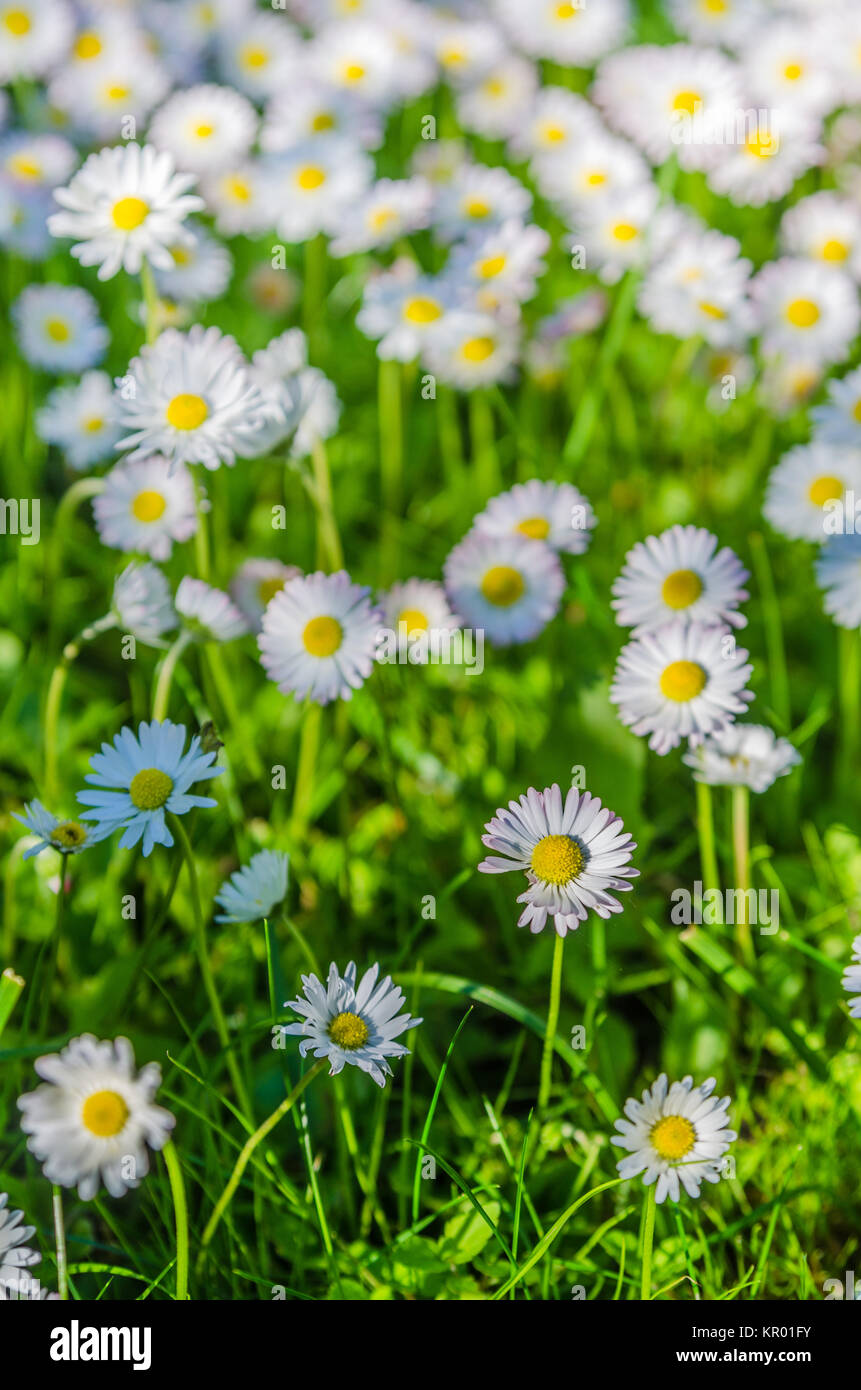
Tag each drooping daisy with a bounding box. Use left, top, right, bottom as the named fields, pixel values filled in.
left=152, top=223, right=233, bottom=304
left=214, top=849, right=289, bottom=924
left=478, top=783, right=638, bottom=937
left=328, top=176, right=432, bottom=257
left=811, top=366, right=861, bottom=449
left=175, top=576, right=248, bottom=642
left=112, top=561, right=177, bottom=647
left=494, top=0, right=629, bottom=66
left=474, top=480, right=596, bottom=556
left=18, top=1034, right=175, bottom=1200
left=843, top=934, right=861, bottom=1019
left=432, top=163, right=531, bottom=242
left=448, top=221, right=550, bottom=313
left=611, top=1073, right=736, bottom=1203
left=282, top=960, right=421, bottom=1087
left=77, top=718, right=223, bottom=856
left=764, top=443, right=861, bottom=543
left=444, top=531, right=564, bottom=646
left=683, top=724, right=801, bottom=793
left=271, top=136, right=374, bottom=244
left=231, top=558, right=303, bottom=632
left=12, top=801, right=110, bottom=859
left=378, top=578, right=459, bottom=652
left=35, top=369, right=121, bottom=470
left=13, top=284, right=108, bottom=373
left=356, top=264, right=458, bottom=363
left=147, top=83, right=257, bottom=174
left=612, top=526, right=749, bottom=635
left=259, top=571, right=382, bottom=706
left=114, top=324, right=267, bottom=471
left=0, top=1193, right=38, bottom=1280
left=815, top=533, right=861, bottom=629
left=781, top=192, right=861, bottom=282
left=706, top=108, right=823, bottom=208
left=48, top=142, right=204, bottom=281
left=610, top=620, right=754, bottom=754
left=94, top=456, right=197, bottom=562
left=0, top=0, right=73, bottom=83
left=422, top=310, right=521, bottom=389
left=751, top=259, right=860, bottom=367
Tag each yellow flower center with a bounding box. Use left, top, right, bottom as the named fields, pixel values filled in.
left=783, top=62, right=803, bottom=81
left=808, top=475, right=843, bottom=506
left=131, top=489, right=167, bottom=522
left=226, top=176, right=250, bottom=202
left=46, top=318, right=70, bottom=342
left=342, top=61, right=365, bottom=82
left=702, top=0, right=726, bottom=11
left=105, top=84, right=129, bottom=102
left=194, top=122, right=214, bottom=138
left=821, top=238, right=848, bottom=262
left=584, top=170, right=606, bottom=187
left=370, top=206, right=395, bottom=231
left=52, top=820, right=88, bottom=849
left=555, top=3, right=578, bottom=18
left=129, top=767, right=173, bottom=810
left=81, top=1089, right=129, bottom=1138
left=112, top=196, right=149, bottom=230
left=83, top=416, right=104, bottom=433
left=302, top=615, right=342, bottom=657
left=258, top=577, right=285, bottom=605
left=461, top=336, right=494, bottom=362
left=74, top=31, right=102, bottom=59
left=328, top=1011, right=369, bottom=1049
left=4, top=9, right=31, bottom=36
left=785, top=297, right=820, bottom=328
left=660, top=660, right=707, bottom=702
left=698, top=300, right=726, bottom=320
left=745, top=128, right=777, bottom=159
left=517, top=516, right=550, bottom=540
left=166, top=393, right=209, bottom=430
left=650, top=1114, right=696, bottom=1161
left=312, top=111, right=335, bottom=132
left=480, top=565, right=524, bottom=607
left=542, top=123, right=566, bottom=144
left=403, top=296, right=442, bottom=324
left=398, top=607, right=429, bottom=634
left=478, top=254, right=506, bottom=280
left=612, top=222, right=638, bottom=242
left=465, top=197, right=490, bottom=219
left=661, top=568, right=703, bottom=609
left=853, top=398, right=861, bottom=424
left=672, top=90, right=701, bottom=115
left=241, top=45, right=268, bottom=69
left=8, top=154, right=40, bottom=179
left=531, top=834, right=583, bottom=885
left=296, top=164, right=326, bottom=191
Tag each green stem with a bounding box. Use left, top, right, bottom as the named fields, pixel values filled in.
left=469, top=389, right=499, bottom=500
left=310, top=436, right=343, bottom=570
left=292, top=702, right=322, bottom=833
left=695, top=781, right=721, bottom=921
left=44, top=615, right=117, bottom=801
left=379, top=358, right=403, bottom=583
left=0, top=968, right=25, bottom=1037
left=749, top=532, right=790, bottom=730
left=140, top=259, right=161, bottom=346
left=303, top=233, right=327, bottom=350
left=161, top=1140, right=189, bottom=1300
left=731, top=785, right=754, bottom=968
left=193, top=481, right=210, bottom=581
left=563, top=272, right=638, bottom=467
left=45, top=477, right=105, bottom=651
left=52, top=1186, right=68, bottom=1301
left=640, top=1184, right=657, bottom=1300
left=38, top=870, right=67, bottom=1035
left=538, top=932, right=565, bottom=1112
left=204, top=641, right=263, bottom=780
left=838, top=627, right=859, bottom=798
left=152, top=629, right=193, bottom=721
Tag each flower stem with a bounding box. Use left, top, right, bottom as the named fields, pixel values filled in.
left=44, top=615, right=117, bottom=801
left=45, top=476, right=105, bottom=652
left=140, top=259, right=161, bottom=346
left=639, top=1183, right=657, bottom=1300
left=310, top=436, right=343, bottom=571
left=292, top=702, right=322, bottom=834
left=469, top=388, right=499, bottom=501
left=204, top=641, right=264, bottom=780
left=152, top=629, right=193, bottom=722
left=193, top=481, right=210, bottom=581
left=838, top=627, right=859, bottom=799
left=52, top=1185, right=68, bottom=1301
left=731, top=784, right=754, bottom=968
left=0, top=968, right=25, bottom=1039
left=538, top=931, right=565, bottom=1112
left=378, top=358, right=403, bottom=583
left=695, top=781, right=721, bottom=922
left=161, top=1139, right=189, bottom=1301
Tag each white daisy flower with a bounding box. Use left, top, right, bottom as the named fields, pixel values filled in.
left=76, top=718, right=223, bottom=856
left=200, top=159, right=271, bottom=237
left=610, top=620, right=754, bottom=755
left=309, top=19, right=400, bottom=105
left=48, top=142, right=204, bottom=282
left=153, top=223, right=232, bottom=304
left=758, top=356, right=823, bottom=418
left=0, top=131, right=76, bottom=192
left=474, top=479, right=596, bottom=556
left=259, top=570, right=381, bottom=706
left=0, top=1193, right=38, bottom=1279
left=175, top=576, right=248, bottom=643
left=666, top=0, right=763, bottom=49
left=328, top=176, right=432, bottom=257
left=448, top=221, right=550, bottom=313
left=48, top=53, right=169, bottom=141
left=494, top=0, right=629, bottom=66
left=62, top=10, right=145, bottom=73
left=230, top=558, right=303, bottom=633
left=751, top=259, right=859, bottom=367
left=12, top=801, right=110, bottom=858
left=478, top=782, right=639, bottom=937
left=0, top=185, right=53, bottom=260
left=422, top=311, right=521, bottom=389
left=378, top=578, right=459, bottom=652
left=811, top=366, right=861, bottom=449
left=638, top=225, right=754, bottom=347
left=843, top=934, right=861, bottom=1019
left=781, top=192, right=861, bottom=281
left=430, top=16, right=506, bottom=85
left=148, top=83, right=257, bottom=174
left=356, top=263, right=458, bottom=363
left=214, top=849, right=289, bottom=924
left=282, top=960, right=421, bottom=1088
left=611, top=1073, right=736, bottom=1203
left=290, top=368, right=342, bottom=458
left=18, top=1034, right=175, bottom=1200
left=456, top=53, right=538, bottom=140
left=444, top=530, right=564, bottom=647
left=832, top=7, right=861, bottom=105
left=260, top=80, right=384, bottom=155
left=243, top=329, right=306, bottom=455
left=534, top=129, right=651, bottom=218
left=705, top=108, right=824, bottom=208
left=13, top=284, right=108, bottom=373
left=112, top=561, right=177, bottom=647
left=576, top=183, right=660, bottom=284
left=507, top=85, right=599, bottom=162
left=612, top=525, right=749, bottom=635
left=94, top=456, right=197, bottom=562
left=764, top=442, right=861, bottom=543
left=114, top=324, right=267, bottom=472
left=815, top=533, right=861, bottom=629
left=432, top=163, right=531, bottom=243
left=271, top=136, right=374, bottom=244
left=35, top=369, right=121, bottom=471
left=217, top=10, right=301, bottom=101
left=682, top=724, right=801, bottom=793
left=743, top=19, right=834, bottom=120
left=0, top=0, right=73, bottom=83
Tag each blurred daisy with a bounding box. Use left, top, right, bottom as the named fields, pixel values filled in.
left=214, top=849, right=289, bottom=924
left=77, top=718, right=223, bottom=856
left=448, top=221, right=550, bottom=312
left=535, top=129, right=650, bottom=217
left=0, top=131, right=76, bottom=191
left=494, top=0, right=629, bottom=66
left=35, top=369, right=121, bottom=470
left=356, top=264, right=458, bottom=363
left=456, top=53, right=538, bottom=140
left=112, top=561, right=177, bottom=647
left=114, top=324, right=267, bottom=471
left=148, top=83, right=257, bottom=174
left=246, top=262, right=299, bottom=317
left=751, top=259, right=859, bottom=367
left=683, top=724, right=801, bottom=793
left=444, top=530, right=564, bottom=646
left=309, top=19, right=400, bottom=105
left=290, top=368, right=342, bottom=458
left=261, top=81, right=383, bottom=154
left=433, top=163, right=531, bottom=242
left=811, top=366, right=861, bottom=449
left=666, top=0, right=762, bottom=48
left=0, top=0, right=73, bottom=83
left=379, top=578, right=459, bottom=650
left=13, top=801, right=111, bottom=858
left=843, top=935, right=861, bottom=1019
left=94, top=456, right=197, bottom=562
left=217, top=10, right=300, bottom=101
left=48, top=142, right=204, bottom=281
left=0, top=1192, right=38, bottom=1280
left=282, top=960, right=421, bottom=1087
left=474, top=479, right=596, bottom=555
left=577, top=183, right=660, bottom=284
left=175, top=576, right=248, bottom=642
left=781, top=192, right=861, bottom=281
left=329, top=176, right=432, bottom=257
left=231, top=558, right=302, bottom=632
left=743, top=19, right=833, bottom=120
left=271, top=136, right=373, bottom=243
left=422, top=311, right=521, bottom=389
left=18, top=1034, right=175, bottom=1200
left=49, top=53, right=169, bottom=142
left=244, top=329, right=306, bottom=454
left=610, top=620, right=754, bottom=754
left=0, top=185, right=53, bottom=260
left=758, top=356, right=823, bottom=418
left=507, top=85, right=598, bottom=162
left=62, top=9, right=144, bottom=73
left=201, top=159, right=272, bottom=237
left=611, top=1074, right=736, bottom=1204
left=706, top=109, right=823, bottom=208
left=478, top=783, right=638, bottom=936
left=612, top=525, right=749, bottom=634
left=13, top=284, right=107, bottom=373
left=764, top=443, right=861, bottom=542
left=259, top=570, right=381, bottom=706
left=153, top=224, right=233, bottom=304
left=638, top=226, right=753, bottom=348
left=815, top=533, right=861, bottom=629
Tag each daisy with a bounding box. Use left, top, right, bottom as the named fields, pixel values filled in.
left=432, top=164, right=531, bottom=243
left=448, top=221, right=550, bottom=313
left=147, top=83, right=257, bottom=174
left=328, top=177, right=432, bottom=257
left=153, top=223, right=233, bottom=304
left=94, top=456, right=197, bottom=562
left=112, top=561, right=177, bottom=647
left=576, top=183, right=661, bottom=285
left=781, top=192, right=861, bottom=281
left=114, top=325, right=267, bottom=472
left=48, top=53, right=169, bottom=142
left=244, top=330, right=306, bottom=454
left=290, top=368, right=342, bottom=458
left=751, top=259, right=859, bottom=367
left=611, top=1074, right=736, bottom=1203
left=422, top=311, right=521, bottom=389
left=666, top=0, right=762, bottom=49
left=842, top=934, right=861, bottom=1019
left=0, top=1193, right=38, bottom=1280
left=175, top=576, right=248, bottom=642
left=35, top=370, right=122, bottom=471
left=812, top=367, right=861, bottom=449
left=0, top=186, right=54, bottom=261
left=62, top=9, right=145, bottom=73
left=231, top=558, right=303, bottom=632
left=683, top=724, right=801, bottom=793
left=706, top=108, right=824, bottom=208
left=309, top=19, right=400, bottom=105
left=535, top=130, right=650, bottom=218
left=637, top=225, right=754, bottom=348
left=444, top=531, right=564, bottom=646
left=815, top=533, right=861, bottom=629
left=456, top=53, right=538, bottom=140
left=758, top=356, right=823, bottom=418
left=478, top=783, right=639, bottom=937
left=12, top=801, right=110, bottom=858
left=260, top=81, right=384, bottom=155
left=474, top=480, right=596, bottom=555
left=356, top=264, right=458, bottom=363
left=214, top=849, right=289, bottom=924
left=282, top=960, right=421, bottom=1087
left=494, top=0, right=630, bottom=66
left=259, top=571, right=381, bottom=706
left=13, top=284, right=108, bottom=373
left=0, top=0, right=73, bottom=83
left=378, top=578, right=459, bottom=651
left=18, top=1034, right=175, bottom=1200
left=48, top=142, right=204, bottom=282
left=200, top=159, right=272, bottom=237
left=76, top=718, right=223, bottom=856
left=0, top=131, right=76, bottom=192
left=612, top=525, right=749, bottom=635
left=217, top=10, right=300, bottom=101
left=764, top=443, right=861, bottom=543
left=610, top=620, right=754, bottom=754
left=271, top=136, right=374, bottom=244
left=743, top=20, right=834, bottom=120
left=507, top=85, right=599, bottom=162
left=430, top=16, right=505, bottom=85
